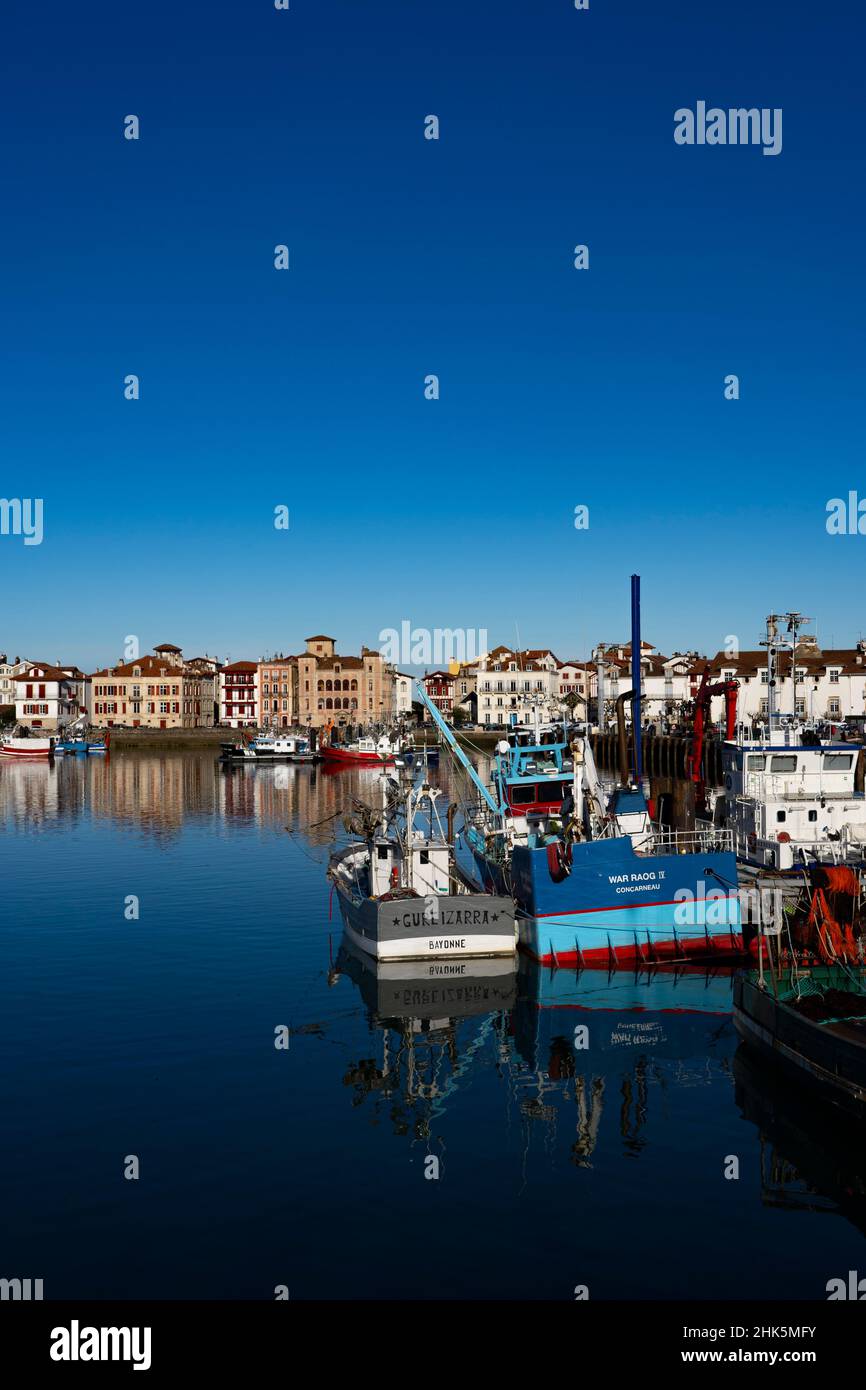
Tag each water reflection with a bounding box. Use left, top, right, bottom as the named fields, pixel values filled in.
left=734, top=1045, right=866, bottom=1235
left=0, top=748, right=415, bottom=844
left=333, top=939, right=517, bottom=1142
left=331, top=931, right=738, bottom=1166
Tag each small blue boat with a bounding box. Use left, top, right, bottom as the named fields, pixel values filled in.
left=55, top=737, right=108, bottom=755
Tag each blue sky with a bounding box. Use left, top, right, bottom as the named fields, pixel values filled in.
left=2, top=0, right=864, bottom=670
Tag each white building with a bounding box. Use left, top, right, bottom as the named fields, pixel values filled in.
left=219, top=661, right=259, bottom=727
left=591, top=642, right=704, bottom=726
left=707, top=641, right=866, bottom=725
left=393, top=671, right=414, bottom=717
left=0, top=654, right=32, bottom=712
left=471, top=646, right=561, bottom=728
left=555, top=661, right=590, bottom=716
left=14, top=662, right=90, bottom=732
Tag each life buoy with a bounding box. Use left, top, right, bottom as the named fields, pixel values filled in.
left=546, top=840, right=572, bottom=883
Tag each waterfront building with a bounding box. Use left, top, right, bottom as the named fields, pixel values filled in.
left=0, top=654, right=33, bottom=712
left=90, top=644, right=215, bottom=729
left=219, top=661, right=259, bottom=727
left=471, top=646, right=561, bottom=728
left=591, top=641, right=704, bottom=725
left=393, top=671, right=415, bottom=717
left=13, top=662, right=90, bottom=732
left=258, top=656, right=297, bottom=728
left=296, top=635, right=392, bottom=729
left=707, top=639, right=866, bottom=725
left=555, top=660, right=590, bottom=715
left=421, top=670, right=455, bottom=717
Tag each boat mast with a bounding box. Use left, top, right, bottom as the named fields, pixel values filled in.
left=416, top=683, right=501, bottom=817
left=630, top=574, right=643, bottom=782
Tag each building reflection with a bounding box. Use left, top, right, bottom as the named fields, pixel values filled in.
left=0, top=750, right=398, bottom=844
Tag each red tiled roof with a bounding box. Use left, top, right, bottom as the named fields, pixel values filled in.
left=15, top=663, right=81, bottom=682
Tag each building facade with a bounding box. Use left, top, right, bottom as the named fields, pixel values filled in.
left=393, top=671, right=414, bottom=717
left=0, top=655, right=32, bottom=712
left=707, top=640, right=866, bottom=725
left=220, top=662, right=259, bottom=727
left=90, top=644, right=215, bottom=729
left=14, top=663, right=90, bottom=732
left=258, top=657, right=297, bottom=728
left=472, top=646, right=561, bottom=727
left=421, top=670, right=455, bottom=717
left=295, top=635, right=392, bottom=729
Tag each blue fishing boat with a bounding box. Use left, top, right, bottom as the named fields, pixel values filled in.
left=55, top=736, right=108, bottom=755
left=422, top=576, right=743, bottom=968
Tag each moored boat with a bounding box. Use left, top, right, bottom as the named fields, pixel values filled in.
left=701, top=615, right=866, bottom=878
left=321, top=732, right=406, bottom=766
left=1, top=735, right=55, bottom=759
left=733, top=963, right=866, bottom=1121
left=327, top=770, right=516, bottom=962
left=423, top=577, right=743, bottom=968
left=249, top=733, right=322, bottom=761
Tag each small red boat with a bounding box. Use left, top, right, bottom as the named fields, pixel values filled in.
left=320, top=735, right=404, bottom=766
left=1, top=735, right=55, bottom=759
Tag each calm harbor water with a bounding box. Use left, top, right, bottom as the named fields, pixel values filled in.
left=2, top=749, right=865, bottom=1301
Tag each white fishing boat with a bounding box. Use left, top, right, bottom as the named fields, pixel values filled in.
left=701, top=616, right=866, bottom=877
left=250, top=733, right=320, bottom=761
left=327, top=771, right=516, bottom=962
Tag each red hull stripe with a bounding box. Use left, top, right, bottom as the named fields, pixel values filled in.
left=526, top=934, right=745, bottom=967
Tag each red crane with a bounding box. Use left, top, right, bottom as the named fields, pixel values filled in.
left=688, top=665, right=739, bottom=815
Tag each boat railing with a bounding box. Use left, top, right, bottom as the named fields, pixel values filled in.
left=643, top=827, right=735, bottom=857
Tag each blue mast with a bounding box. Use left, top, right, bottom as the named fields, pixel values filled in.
left=630, top=573, right=643, bottom=781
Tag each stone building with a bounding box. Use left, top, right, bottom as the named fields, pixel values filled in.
left=295, top=634, right=392, bottom=729
left=90, top=644, right=215, bottom=729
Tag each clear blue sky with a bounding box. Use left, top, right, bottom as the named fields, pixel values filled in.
left=2, top=0, right=864, bottom=671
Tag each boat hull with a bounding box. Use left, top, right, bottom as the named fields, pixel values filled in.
left=333, top=879, right=516, bottom=962
left=321, top=746, right=395, bottom=766
left=461, top=830, right=743, bottom=967
left=337, top=935, right=518, bottom=1017
left=1, top=737, right=54, bottom=759
left=733, top=969, right=866, bottom=1120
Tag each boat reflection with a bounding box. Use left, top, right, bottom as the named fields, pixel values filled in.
left=508, top=961, right=737, bottom=1165
left=333, top=936, right=517, bottom=1141
left=333, top=937, right=738, bottom=1163
left=734, top=1043, right=866, bottom=1235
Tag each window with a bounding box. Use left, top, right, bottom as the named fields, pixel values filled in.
left=160, top=701, right=169, bottom=714
left=808, top=810, right=817, bottom=822
left=828, top=699, right=841, bottom=716
left=823, top=754, right=853, bottom=771
left=746, top=755, right=765, bottom=771
left=776, top=810, right=786, bottom=823
left=829, top=669, right=840, bottom=683
left=769, top=755, right=797, bottom=772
